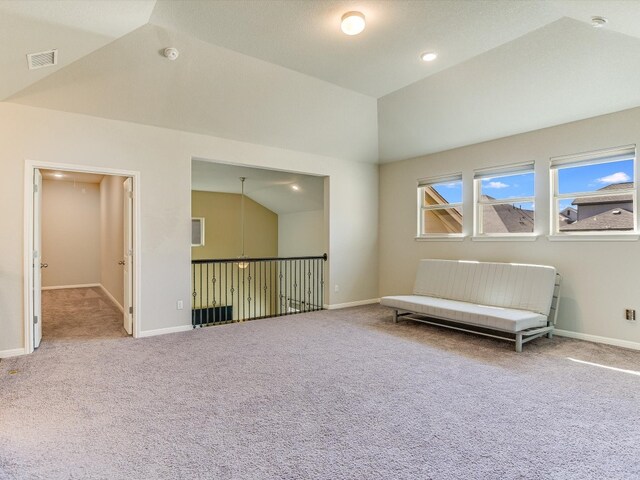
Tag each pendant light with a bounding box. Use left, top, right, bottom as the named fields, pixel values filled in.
left=237, top=177, right=249, bottom=269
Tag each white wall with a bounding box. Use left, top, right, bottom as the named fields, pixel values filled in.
left=278, top=210, right=324, bottom=258
left=41, top=179, right=101, bottom=287
left=100, top=175, right=126, bottom=308
left=379, top=106, right=640, bottom=346
left=0, top=102, right=378, bottom=354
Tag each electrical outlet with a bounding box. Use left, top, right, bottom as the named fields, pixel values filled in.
left=177, top=300, right=184, bottom=310
left=625, top=309, right=636, bottom=321
left=334, top=285, right=339, bottom=293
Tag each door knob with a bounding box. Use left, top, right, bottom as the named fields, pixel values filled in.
left=118, top=260, right=126, bottom=265
left=40, top=263, right=48, bottom=268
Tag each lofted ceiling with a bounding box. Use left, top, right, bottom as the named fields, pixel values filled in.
left=191, top=160, right=325, bottom=215
left=2, top=0, right=640, bottom=163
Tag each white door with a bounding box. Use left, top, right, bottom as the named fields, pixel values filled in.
left=123, top=178, right=133, bottom=335
left=33, top=169, right=43, bottom=349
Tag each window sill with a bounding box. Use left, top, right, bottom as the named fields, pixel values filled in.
left=547, top=233, right=639, bottom=242
left=472, top=235, right=539, bottom=242
left=415, top=235, right=465, bottom=242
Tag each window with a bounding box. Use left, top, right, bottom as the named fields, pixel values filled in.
left=191, top=217, right=205, bottom=246
left=550, top=145, right=636, bottom=235
left=474, top=163, right=535, bottom=236
left=417, top=174, right=463, bottom=237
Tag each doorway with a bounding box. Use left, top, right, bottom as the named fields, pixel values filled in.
left=24, top=161, right=141, bottom=354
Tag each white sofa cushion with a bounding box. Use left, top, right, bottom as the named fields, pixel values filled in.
left=413, top=259, right=556, bottom=315
left=380, top=295, right=547, bottom=333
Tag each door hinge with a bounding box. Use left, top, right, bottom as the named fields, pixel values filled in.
left=34, top=184, right=39, bottom=193
left=128, top=191, right=133, bottom=199
left=33, top=315, right=38, bottom=324
left=129, top=306, right=133, bottom=314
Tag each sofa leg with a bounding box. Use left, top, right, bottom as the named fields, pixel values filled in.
left=515, top=333, right=523, bottom=353
left=393, top=310, right=398, bottom=324
left=546, top=330, right=554, bottom=339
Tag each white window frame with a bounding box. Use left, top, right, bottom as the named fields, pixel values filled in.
left=416, top=173, right=464, bottom=240
left=191, top=217, right=205, bottom=247
left=549, top=145, right=637, bottom=239
left=473, top=162, right=536, bottom=239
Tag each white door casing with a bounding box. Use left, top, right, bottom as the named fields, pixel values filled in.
left=33, top=169, right=43, bottom=349
left=123, top=177, right=133, bottom=335
left=24, top=161, right=141, bottom=354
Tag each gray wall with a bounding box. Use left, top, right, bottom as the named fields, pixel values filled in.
left=0, top=102, right=379, bottom=354
left=42, top=180, right=101, bottom=287
left=379, top=106, right=640, bottom=346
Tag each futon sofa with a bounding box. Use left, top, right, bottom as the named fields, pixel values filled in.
left=380, top=259, right=560, bottom=352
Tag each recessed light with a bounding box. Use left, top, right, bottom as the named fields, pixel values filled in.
left=420, top=52, right=438, bottom=62
left=591, top=16, right=608, bottom=28
left=53, top=173, right=64, bottom=178
left=291, top=185, right=300, bottom=191
left=341, top=11, right=365, bottom=36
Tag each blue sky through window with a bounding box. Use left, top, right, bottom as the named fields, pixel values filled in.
left=430, top=181, right=462, bottom=204
left=481, top=172, right=534, bottom=200
left=557, top=159, right=634, bottom=195
left=557, top=159, right=634, bottom=211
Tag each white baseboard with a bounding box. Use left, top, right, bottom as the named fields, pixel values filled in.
left=325, top=298, right=380, bottom=310
left=42, top=283, right=100, bottom=291
left=99, top=284, right=124, bottom=313
left=554, top=329, right=640, bottom=351
left=0, top=348, right=26, bottom=358
left=137, top=325, right=192, bottom=338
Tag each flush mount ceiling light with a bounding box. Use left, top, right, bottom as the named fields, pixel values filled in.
left=591, top=16, right=608, bottom=28
left=341, top=11, right=365, bottom=36
left=291, top=185, right=300, bottom=191
left=420, top=52, right=438, bottom=62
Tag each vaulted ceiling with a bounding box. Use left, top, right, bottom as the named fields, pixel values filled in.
left=2, top=0, right=640, bottom=163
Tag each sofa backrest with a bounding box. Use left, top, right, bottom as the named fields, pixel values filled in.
left=413, top=259, right=557, bottom=315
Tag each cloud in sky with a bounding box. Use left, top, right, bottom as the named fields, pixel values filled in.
left=485, top=181, right=509, bottom=189
left=597, top=172, right=631, bottom=184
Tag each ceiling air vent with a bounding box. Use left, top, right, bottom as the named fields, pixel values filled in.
left=27, top=49, right=58, bottom=70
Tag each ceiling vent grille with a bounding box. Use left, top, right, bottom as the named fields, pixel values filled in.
left=27, top=49, right=58, bottom=70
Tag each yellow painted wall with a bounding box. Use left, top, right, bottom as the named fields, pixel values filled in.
left=191, top=191, right=277, bottom=260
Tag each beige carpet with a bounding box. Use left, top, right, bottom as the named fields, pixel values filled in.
left=42, top=287, right=128, bottom=341
left=1, top=304, right=639, bottom=479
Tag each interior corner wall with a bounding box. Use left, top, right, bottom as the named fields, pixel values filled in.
left=100, top=175, right=126, bottom=309
left=41, top=179, right=101, bottom=287
left=0, top=102, right=378, bottom=353
left=379, top=106, right=640, bottom=345
left=191, top=191, right=278, bottom=260
left=278, top=210, right=324, bottom=258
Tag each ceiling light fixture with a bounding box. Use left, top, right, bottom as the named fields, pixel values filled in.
left=341, top=11, right=366, bottom=36
left=236, top=177, right=249, bottom=269
left=291, top=185, right=299, bottom=191
left=53, top=173, right=64, bottom=178
left=420, top=52, right=438, bottom=62
left=591, top=16, right=608, bottom=28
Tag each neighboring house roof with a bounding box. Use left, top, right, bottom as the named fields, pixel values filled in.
left=559, top=207, right=576, bottom=217
left=480, top=195, right=534, bottom=233
left=572, top=182, right=633, bottom=206
left=424, top=186, right=463, bottom=233
left=559, top=207, right=634, bottom=231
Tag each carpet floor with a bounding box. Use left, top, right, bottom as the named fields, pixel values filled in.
left=1, top=304, right=639, bottom=479
left=42, top=287, right=128, bottom=340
